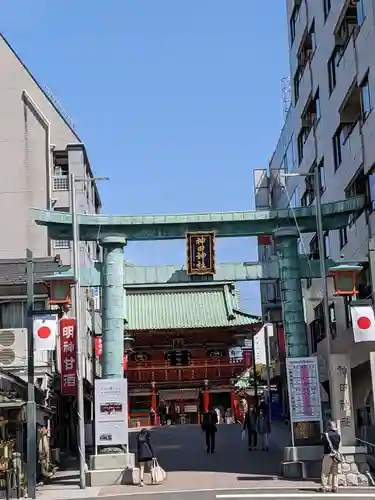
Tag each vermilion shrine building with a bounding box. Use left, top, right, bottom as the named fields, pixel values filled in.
left=124, top=282, right=261, bottom=425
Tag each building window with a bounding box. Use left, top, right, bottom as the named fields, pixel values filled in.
left=309, top=235, right=319, bottom=260
left=339, top=227, right=348, bottom=249
left=345, top=168, right=369, bottom=222
left=333, top=127, right=342, bottom=170
left=324, top=232, right=330, bottom=258
left=293, top=68, right=302, bottom=103
left=344, top=296, right=353, bottom=329
left=329, top=303, right=337, bottom=339
left=54, top=240, right=70, bottom=249
left=315, top=90, right=321, bottom=122
left=297, top=126, right=311, bottom=164
left=357, top=263, right=373, bottom=300
left=323, top=0, right=331, bottom=20
left=290, top=4, right=300, bottom=45
left=302, top=91, right=321, bottom=128
left=297, top=21, right=316, bottom=73
left=356, top=0, right=365, bottom=26
left=361, top=74, right=372, bottom=120
left=318, top=158, right=326, bottom=191
left=309, top=21, right=316, bottom=54
left=328, top=50, right=337, bottom=94
left=369, top=169, right=375, bottom=211
left=53, top=165, right=69, bottom=191
left=310, top=302, right=325, bottom=352
left=284, top=137, right=296, bottom=173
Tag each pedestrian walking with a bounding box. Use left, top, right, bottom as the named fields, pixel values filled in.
left=320, top=421, right=342, bottom=493
left=243, top=404, right=258, bottom=451
left=136, top=428, right=155, bottom=487
left=256, top=408, right=271, bottom=451
left=201, top=406, right=218, bottom=453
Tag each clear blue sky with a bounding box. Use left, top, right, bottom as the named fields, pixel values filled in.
left=2, top=1, right=289, bottom=314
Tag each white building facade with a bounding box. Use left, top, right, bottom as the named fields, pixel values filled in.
left=255, top=0, right=375, bottom=428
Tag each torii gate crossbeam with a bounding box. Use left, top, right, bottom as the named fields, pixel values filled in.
left=31, top=195, right=364, bottom=375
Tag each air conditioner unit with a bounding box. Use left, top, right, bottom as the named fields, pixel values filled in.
left=0, top=328, right=50, bottom=371
left=0, top=328, right=27, bottom=369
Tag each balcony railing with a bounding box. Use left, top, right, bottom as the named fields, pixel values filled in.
left=53, top=175, right=69, bottom=191
left=127, top=359, right=245, bottom=384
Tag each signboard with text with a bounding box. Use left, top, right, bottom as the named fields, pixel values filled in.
left=60, top=318, right=77, bottom=396
left=186, top=232, right=215, bottom=275
left=94, top=378, right=128, bottom=448
left=286, top=356, right=322, bottom=423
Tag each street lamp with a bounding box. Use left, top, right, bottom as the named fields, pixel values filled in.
left=70, top=173, right=109, bottom=489
left=282, top=165, right=333, bottom=424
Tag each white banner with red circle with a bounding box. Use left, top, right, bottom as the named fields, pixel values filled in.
left=351, top=305, right=375, bottom=343
left=33, top=313, right=58, bottom=351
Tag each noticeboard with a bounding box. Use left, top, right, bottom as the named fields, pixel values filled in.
left=94, top=378, right=128, bottom=447
left=286, top=356, right=322, bottom=423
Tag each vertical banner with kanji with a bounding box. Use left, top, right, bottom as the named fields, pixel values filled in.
left=60, top=318, right=77, bottom=396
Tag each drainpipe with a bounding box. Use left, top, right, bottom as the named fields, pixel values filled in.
left=22, top=91, right=52, bottom=254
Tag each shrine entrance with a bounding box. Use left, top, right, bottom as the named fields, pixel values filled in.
left=31, top=195, right=363, bottom=485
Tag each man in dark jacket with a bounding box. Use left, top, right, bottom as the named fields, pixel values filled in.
left=201, top=406, right=218, bottom=453
left=320, top=421, right=341, bottom=493
left=243, top=404, right=258, bottom=450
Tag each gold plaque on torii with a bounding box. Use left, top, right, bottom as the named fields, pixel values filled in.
left=186, top=232, right=216, bottom=276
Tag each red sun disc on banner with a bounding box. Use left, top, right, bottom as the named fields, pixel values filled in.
left=357, top=316, right=371, bottom=330
left=38, top=326, right=51, bottom=339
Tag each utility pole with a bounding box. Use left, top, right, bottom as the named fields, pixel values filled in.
left=252, top=338, right=258, bottom=405
left=314, top=164, right=334, bottom=426
left=264, top=324, right=272, bottom=420
left=26, top=249, right=37, bottom=499
left=71, top=173, right=86, bottom=489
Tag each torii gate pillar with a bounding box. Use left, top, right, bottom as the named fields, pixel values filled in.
left=101, top=236, right=127, bottom=379
left=274, top=228, right=308, bottom=358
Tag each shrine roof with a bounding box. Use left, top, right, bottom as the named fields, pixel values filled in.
left=124, top=282, right=260, bottom=331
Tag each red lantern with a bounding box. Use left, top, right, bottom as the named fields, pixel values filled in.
left=94, top=336, right=103, bottom=358
left=328, top=264, right=363, bottom=296
left=44, top=275, right=74, bottom=305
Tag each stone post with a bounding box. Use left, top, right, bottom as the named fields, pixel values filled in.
left=273, top=228, right=309, bottom=358
left=101, top=236, right=126, bottom=379
left=329, top=354, right=356, bottom=446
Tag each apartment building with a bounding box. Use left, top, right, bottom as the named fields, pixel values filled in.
left=255, top=0, right=375, bottom=427
left=0, top=34, right=102, bottom=393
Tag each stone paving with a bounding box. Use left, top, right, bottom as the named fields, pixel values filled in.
left=36, top=422, right=317, bottom=498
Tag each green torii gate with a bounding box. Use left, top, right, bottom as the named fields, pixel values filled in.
left=31, top=195, right=364, bottom=380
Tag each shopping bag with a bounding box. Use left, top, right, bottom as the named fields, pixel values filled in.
left=150, top=458, right=166, bottom=484
left=241, top=430, right=246, bottom=441
left=132, top=467, right=141, bottom=485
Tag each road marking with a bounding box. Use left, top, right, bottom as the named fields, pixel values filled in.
left=98, top=487, right=375, bottom=498
left=216, top=494, right=375, bottom=499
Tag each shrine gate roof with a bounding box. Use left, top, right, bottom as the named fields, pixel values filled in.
left=124, top=282, right=260, bottom=331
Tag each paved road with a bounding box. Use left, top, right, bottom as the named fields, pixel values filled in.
left=44, top=423, right=375, bottom=499
left=99, top=488, right=375, bottom=500
left=126, top=423, right=285, bottom=492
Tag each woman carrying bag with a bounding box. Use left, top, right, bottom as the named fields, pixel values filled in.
left=136, top=428, right=156, bottom=487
